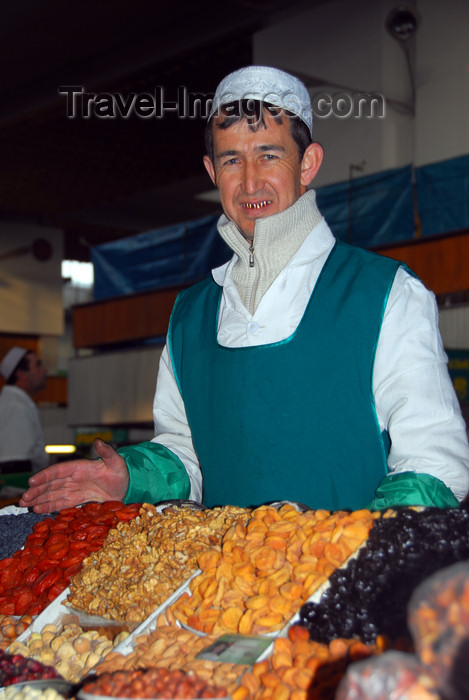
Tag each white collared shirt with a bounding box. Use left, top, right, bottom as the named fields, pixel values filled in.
left=0, top=385, right=48, bottom=472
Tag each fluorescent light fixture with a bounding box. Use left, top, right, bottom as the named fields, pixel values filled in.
left=61, top=260, right=94, bottom=287
left=45, top=445, right=77, bottom=454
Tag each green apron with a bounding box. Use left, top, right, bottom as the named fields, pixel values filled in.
left=168, top=240, right=400, bottom=510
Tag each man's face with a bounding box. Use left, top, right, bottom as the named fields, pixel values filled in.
left=203, top=113, right=322, bottom=241
left=25, top=353, right=47, bottom=394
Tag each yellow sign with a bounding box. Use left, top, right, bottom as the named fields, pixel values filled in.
left=75, top=428, right=128, bottom=447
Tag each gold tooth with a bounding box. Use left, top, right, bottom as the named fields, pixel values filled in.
left=244, top=201, right=270, bottom=209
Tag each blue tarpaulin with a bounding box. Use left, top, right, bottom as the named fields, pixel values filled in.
left=315, top=164, right=415, bottom=248
left=92, top=154, right=469, bottom=300
left=92, top=214, right=229, bottom=300
left=416, top=154, right=469, bottom=236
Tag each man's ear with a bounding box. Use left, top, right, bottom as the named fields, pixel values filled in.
left=300, top=142, right=324, bottom=189
left=203, top=155, right=217, bottom=186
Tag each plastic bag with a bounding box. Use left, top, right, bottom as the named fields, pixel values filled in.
left=408, top=560, right=469, bottom=700
left=335, top=650, right=439, bottom=699
left=337, top=561, right=469, bottom=699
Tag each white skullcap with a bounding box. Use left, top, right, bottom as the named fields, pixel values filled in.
left=0, top=346, right=28, bottom=381
left=209, top=65, right=313, bottom=136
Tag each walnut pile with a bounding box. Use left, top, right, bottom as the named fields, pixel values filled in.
left=67, top=503, right=249, bottom=623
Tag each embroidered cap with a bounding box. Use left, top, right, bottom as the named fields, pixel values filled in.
left=209, top=65, right=313, bottom=136
left=0, top=346, right=28, bottom=381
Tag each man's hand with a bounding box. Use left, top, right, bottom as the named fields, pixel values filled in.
left=19, top=439, right=129, bottom=513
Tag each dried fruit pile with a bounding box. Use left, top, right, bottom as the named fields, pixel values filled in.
left=8, top=621, right=129, bottom=683
left=0, top=647, right=62, bottom=685
left=96, top=606, right=247, bottom=693
left=0, top=512, right=50, bottom=560
left=233, top=624, right=385, bottom=700
left=82, top=667, right=229, bottom=698
left=299, top=506, right=469, bottom=645
left=172, top=504, right=378, bottom=635
left=67, top=503, right=248, bottom=622
left=3, top=502, right=468, bottom=699
left=0, top=501, right=141, bottom=616
left=0, top=616, right=33, bottom=650
left=3, top=685, right=67, bottom=700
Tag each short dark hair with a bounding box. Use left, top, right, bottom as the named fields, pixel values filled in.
left=7, top=351, right=33, bottom=385
left=204, top=99, right=312, bottom=163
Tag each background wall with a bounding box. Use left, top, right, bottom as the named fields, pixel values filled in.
left=415, top=0, right=469, bottom=166
left=0, top=223, right=63, bottom=336
left=254, top=0, right=415, bottom=186
left=67, top=346, right=163, bottom=428
left=254, top=0, right=469, bottom=185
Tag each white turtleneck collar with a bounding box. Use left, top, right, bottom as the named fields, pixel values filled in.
left=215, top=189, right=323, bottom=313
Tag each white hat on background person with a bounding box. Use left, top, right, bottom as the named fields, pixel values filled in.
left=0, top=347, right=28, bottom=381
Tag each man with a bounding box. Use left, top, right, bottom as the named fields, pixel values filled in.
left=0, top=346, right=49, bottom=473
left=20, top=66, right=469, bottom=513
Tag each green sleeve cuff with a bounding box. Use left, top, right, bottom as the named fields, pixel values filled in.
left=367, top=471, right=459, bottom=511
left=117, top=441, right=190, bottom=505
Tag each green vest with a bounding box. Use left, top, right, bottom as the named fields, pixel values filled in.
left=168, top=240, right=401, bottom=510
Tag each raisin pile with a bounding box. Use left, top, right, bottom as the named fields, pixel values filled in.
left=299, top=505, right=469, bottom=645
left=0, top=648, right=62, bottom=686
left=0, top=512, right=52, bottom=560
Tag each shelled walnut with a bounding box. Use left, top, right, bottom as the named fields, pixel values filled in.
left=67, top=503, right=249, bottom=623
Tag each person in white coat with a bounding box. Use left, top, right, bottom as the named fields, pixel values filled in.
left=0, top=346, right=49, bottom=473
left=20, top=66, right=469, bottom=513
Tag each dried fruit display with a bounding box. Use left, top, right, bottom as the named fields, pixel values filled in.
left=0, top=647, right=62, bottom=685
left=82, top=667, right=229, bottom=698
left=0, top=502, right=141, bottom=617
left=172, top=504, right=378, bottom=635
left=67, top=503, right=249, bottom=623
left=0, top=615, right=33, bottom=650
left=95, top=607, right=247, bottom=693
left=299, top=506, right=469, bottom=645
left=233, top=623, right=385, bottom=700
left=8, top=621, right=129, bottom=683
